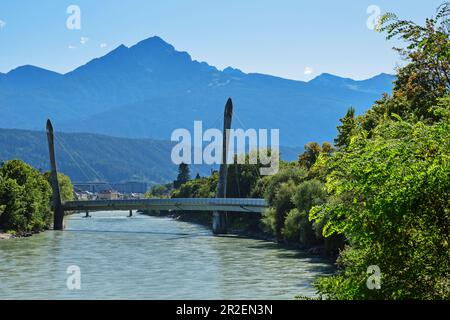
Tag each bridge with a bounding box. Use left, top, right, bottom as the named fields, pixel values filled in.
left=46, top=98, right=268, bottom=235
left=63, top=198, right=267, bottom=213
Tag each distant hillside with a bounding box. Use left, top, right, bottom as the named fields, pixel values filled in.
left=0, top=128, right=302, bottom=184
left=0, top=128, right=178, bottom=184
left=0, top=36, right=395, bottom=148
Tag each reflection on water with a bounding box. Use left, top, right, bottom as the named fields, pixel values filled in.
left=0, top=211, right=333, bottom=299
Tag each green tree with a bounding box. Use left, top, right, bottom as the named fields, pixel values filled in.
left=298, top=142, right=322, bottom=169
left=262, top=181, right=296, bottom=239
left=310, top=113, right=450, bottom=299
left=43, top=172, right=74, bottom=202
left=172, top=172, right=218, bottom=198
left=173, top=162, right=191, bottom=189
left=0, top=160, right=52, bottom=233
left=226, top=153, right=265, bottom=198
left=260, top=164, right=307, bottom=239
left=334, top=107, right=356, bottom=149
left=145, top=184, right=171, bottom=198
left=377, top=3, right=450, bottom=120
left=298, top=142, right=334, bottom=170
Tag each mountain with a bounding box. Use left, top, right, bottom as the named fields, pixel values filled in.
left=308, top=73, right=394, bottom=94
left=0, top=36, right=395, bottom=147
left=0, top=128, right=178, bottom=184
left=0, top=128, right=302, bottom=184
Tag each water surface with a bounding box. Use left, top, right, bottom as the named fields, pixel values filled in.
left=0, top=211, right=332, bottom=299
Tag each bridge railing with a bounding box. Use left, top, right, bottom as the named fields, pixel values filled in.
left=62, top=198, right=268, bottom=213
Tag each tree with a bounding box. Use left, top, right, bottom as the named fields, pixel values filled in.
left=262, top=181, right=297, bottom=239
left=260, top=164, right=308, bottom=240
left=334, top=107, right=356, bottom=149
left=310, top=111, right=450, bottom=299
left=308, top=4, right=450, bottom=299
left=0, top=160, right=52, bottom=233
left=43, top=172, right=74, bottom=202
left=282, top=179, right=327, bottom=246
left=145, top=184, right=170, bottom=198
left=298, top=142, right=322, bottom=169
left=173, top=162, right=191, bottom=189
left=226, top=153, right=265, bottom=198
left=378, top=3, right=450, bottom=120
left=171, top=172, right=218, bottom=199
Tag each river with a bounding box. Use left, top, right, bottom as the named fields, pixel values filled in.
left=0, top=211, right=333, bottom=299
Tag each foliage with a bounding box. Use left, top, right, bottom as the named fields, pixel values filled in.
left=259, top=158, right=335, bottom=248
left=262, top=180, right=297, bottom=237
left=145, top=183, right=172, bottom=198
left=0, top=160, right=52, bottom=233
left=298, top=142, right=334, bottom=171
left=310, top=114, right=450, bottom=299
left=173, top=163, right=191, bottom=189
left=226, top=154, right=266, bottom=198
left=306, top=5, right=450, bottom=299
left=172, top=173, right=218, bottom=198
left=334, top=107, right=356, bottom=149
left=376, top=3, right=450, bottom=120
left=43, top=172, right=74, bottom=202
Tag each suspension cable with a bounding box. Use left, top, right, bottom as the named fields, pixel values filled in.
left=54, top=133, right=115, bottom=191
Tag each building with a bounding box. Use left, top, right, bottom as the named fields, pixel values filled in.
left=73, top=182, right=109, bottom=193
left=97, top=189, right=119, bottom=200
left=74, top=181, right=148, bottom=194
left=74, top=191, right=96, bottom=200
left=111, top=182, right=148, bottom=194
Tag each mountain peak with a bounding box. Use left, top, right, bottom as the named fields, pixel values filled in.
left=6, top=65, right=62, bottom=81
left=131, top=36, right=175, bottom=51
left=310, top=73, right=352, bottom=82
left=114, top=44, right=128, bottom=51
left=102, top=44, right=129, bottom=57
left=369, top=72, right=395, bottom=80
left=223, top=66, right=245, bottom=76
left=7, top=65, right=60, bottom=75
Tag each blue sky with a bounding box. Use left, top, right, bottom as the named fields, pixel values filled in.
left=0, top=0, right=444, bottom=80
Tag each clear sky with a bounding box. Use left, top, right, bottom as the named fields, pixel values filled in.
left=0, top=0, right=445, bottom=80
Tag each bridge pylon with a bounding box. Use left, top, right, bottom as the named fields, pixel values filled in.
left=212, top=98, right=233, bottom=235
left=46, top=119, right=64, bottom=230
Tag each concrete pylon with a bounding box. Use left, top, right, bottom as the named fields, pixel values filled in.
left=46, top=119, right=64, bottom=230
left=212, top=98, right=233, bottom=234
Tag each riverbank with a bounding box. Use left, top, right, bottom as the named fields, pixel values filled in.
left=0, top=229, right=39, bottom=240
left=0, top=232, right=13, bottom=240
left=140, top=210, right=337, bottom=261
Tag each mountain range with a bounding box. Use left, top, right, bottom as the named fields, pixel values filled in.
left=0, top=36, right=395, bottom=148
left=0, top=128, right=303, bottom=184
left=0, top=128, right=176, bottom=184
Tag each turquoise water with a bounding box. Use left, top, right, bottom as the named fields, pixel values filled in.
left=0, top=211, right=332, bottom=299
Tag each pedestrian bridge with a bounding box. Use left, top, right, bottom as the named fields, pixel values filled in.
left=63, top=198, right=268, bottom=214
left=47, top=98, right=265, bottom=233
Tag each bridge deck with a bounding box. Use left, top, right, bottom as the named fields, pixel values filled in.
left=63, top=198, right=268, bottom=213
